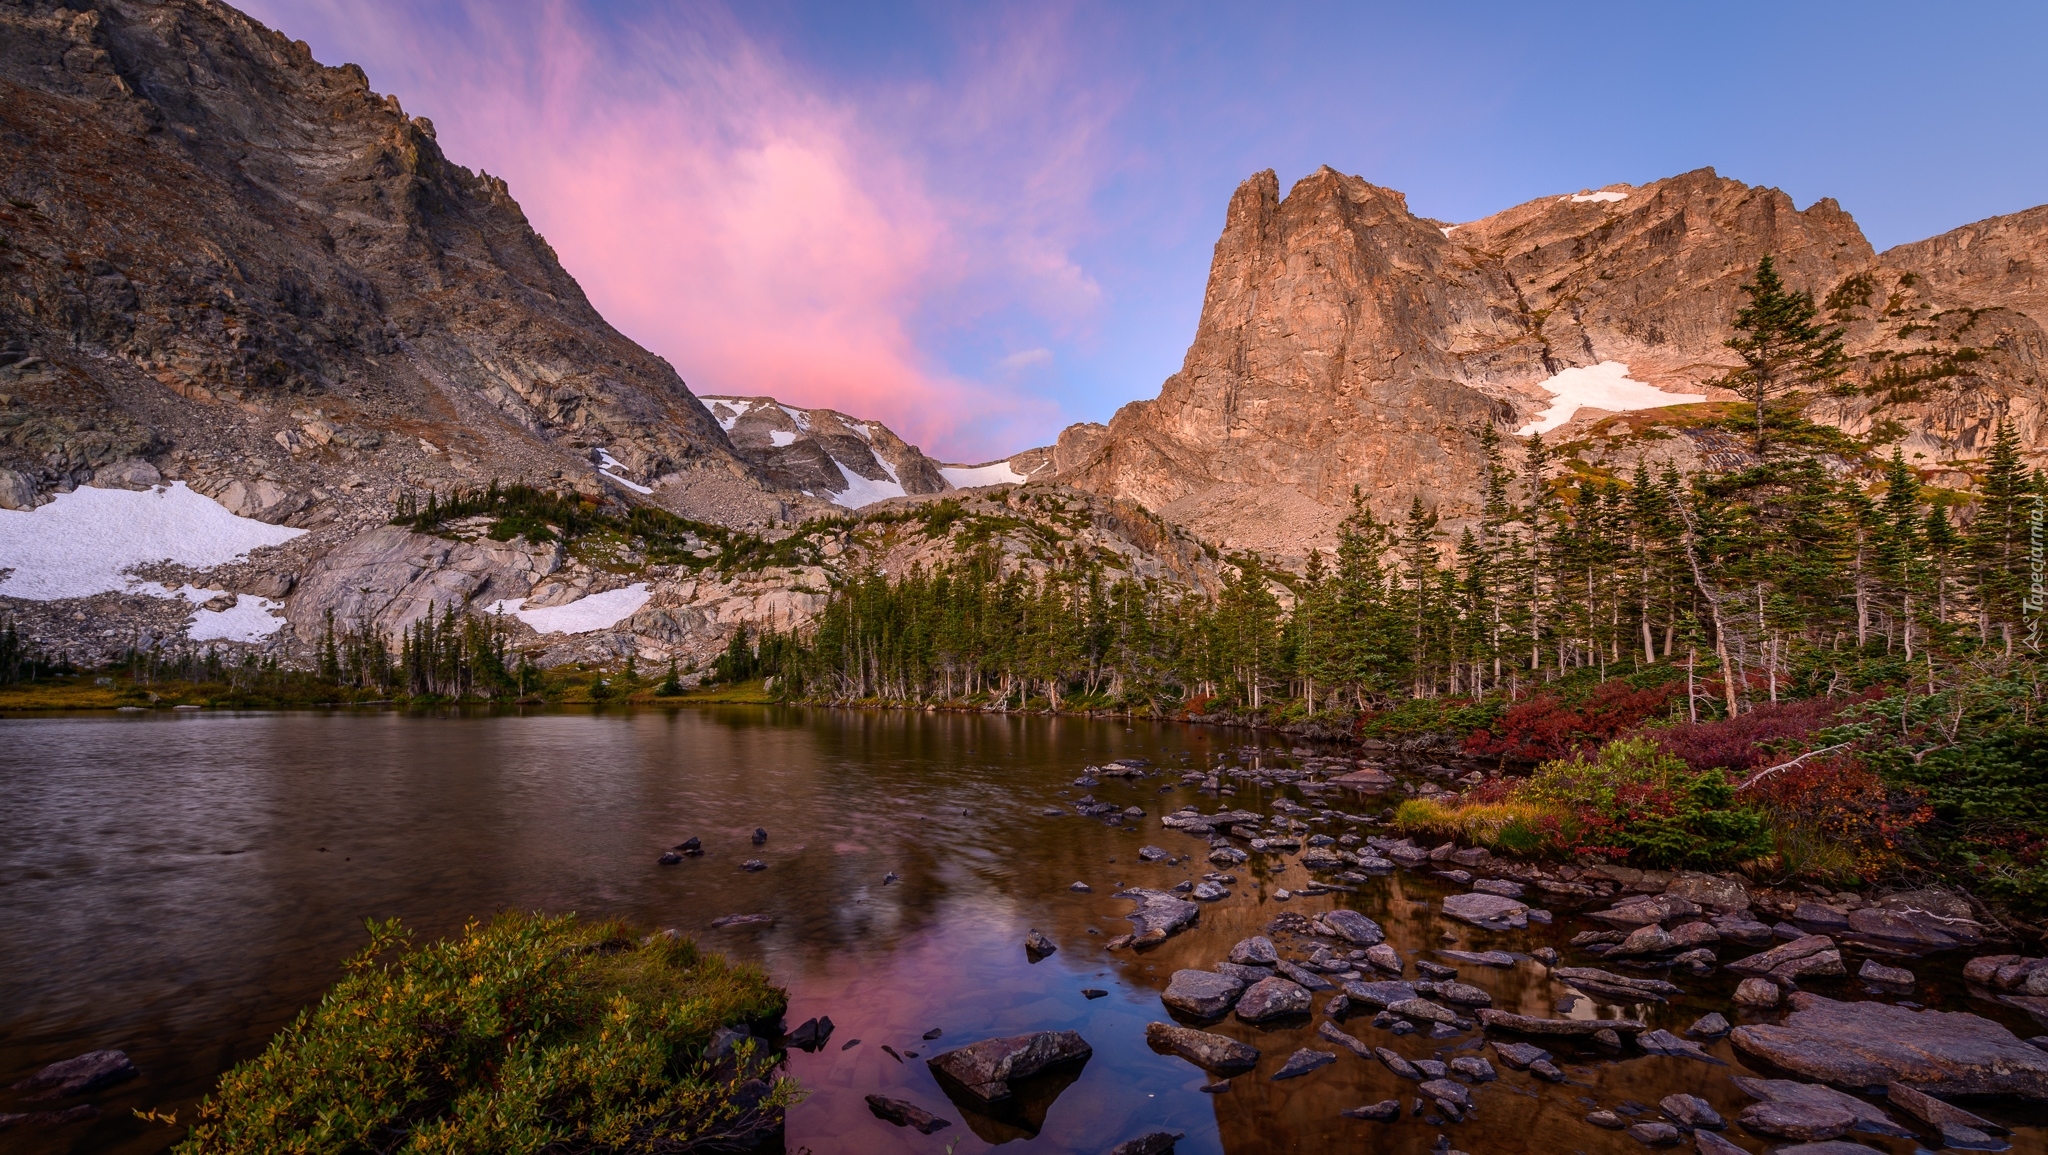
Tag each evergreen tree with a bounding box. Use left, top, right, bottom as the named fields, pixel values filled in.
left=1724, top=255, right=1847, bottom=452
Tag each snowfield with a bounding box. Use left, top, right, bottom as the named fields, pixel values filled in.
left=0, top=482, right=304, bottom=601
left=701, top=397, right=756, bottom=431
left=940, top=461, right=1026, bottom=488
left=487, top=584, right=651, bottom=635
left=186, top=592, right=292, bottom=643
left=828, top=457, right=906, bottom=508
left=1515, top=362, right=1706, bottom=436
left=768, top=430, right=798, bottom=447
left=594, top=449, right=653, bottom=494
left=1567, top=190, right=1629, bottom=203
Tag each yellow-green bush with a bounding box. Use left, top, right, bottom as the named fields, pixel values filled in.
left=176, top=913, right=797, bottom=1155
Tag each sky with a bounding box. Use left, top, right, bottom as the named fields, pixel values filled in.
left=246, top=0, right=2048, bottom=463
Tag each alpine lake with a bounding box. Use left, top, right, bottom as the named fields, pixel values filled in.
left=2, top=706, right=2043, bottom=1154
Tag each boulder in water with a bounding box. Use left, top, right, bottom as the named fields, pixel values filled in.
left=1145, top=1022, right=1258, bottom=1073
left=926, top=1030, right=1091, bottom=1103
left=1732, top=994, right=2048, bottom=1099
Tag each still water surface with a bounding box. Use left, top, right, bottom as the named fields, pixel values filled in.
left=2, top=707, right=2043, bottom=1154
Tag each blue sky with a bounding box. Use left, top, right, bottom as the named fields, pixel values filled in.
left=253, top=0, right=2048, bottom=460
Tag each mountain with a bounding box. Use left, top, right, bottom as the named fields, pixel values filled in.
left=0, top=0, right=780, bottom=527
left=1050, top=167, right=2048, bottom=558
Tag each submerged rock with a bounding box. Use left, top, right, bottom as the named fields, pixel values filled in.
left=1272, top=1048, right=1337, bottom=1080
left=1477, top=1009, right=1645, bottom=1036
left=1341, top=1099, right=1401, bottom=1121
left=1116, top=888, right=1200, bottom=944
left=1317, top=1020, right=1373, bottom=1057
left=1732, top=994, right=2048, bottom=1099
left=1145, top=1022, right=1259, bottom=1073
left=865, top=1094, right=950, bottom=1134
left=926, top=1030, right=1092, bottom=1103
left=1108, top=1133, right=1183, bottom=1155
left=10, top=1050, right=135, bottom=1097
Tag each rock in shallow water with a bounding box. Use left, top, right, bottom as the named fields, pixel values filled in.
left=1108, top=1133, right=1183, bottom=1155
left=1319, top=908, right=1385, bottom=946
left=1228, top=936, right=1278, bottom=966
left=865, top=1094, right=950, bottom=1133
left=1341, top=1099, right=1400, bottom=1121
left=1660, top=1093, right=1722, bottom=1129
left=1441, top=892, right=1528, bottom=931
left=1024, top=929, right=1057, bottom=958
left=1145, top=1022, right=1258, bottom=1073
left=1163, top=970, right=1245, bottom=1018
left=9, top=1050, right=134, bottom=1097
left=1116, top=887, right=1200, bottom=944
left=1272, top=1048, right=1336, bottom=1080
left=926, top=1030, right=1092, bottom=1103
left=1236, top=976, right=1311, bottom=1022
left=1731, top=1075, right=1914, bottom=1136
left=1732, top=993, right=2048, bottom=1099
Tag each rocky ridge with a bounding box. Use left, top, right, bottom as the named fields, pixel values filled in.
left=1046, top=167, right=2048, bottom=559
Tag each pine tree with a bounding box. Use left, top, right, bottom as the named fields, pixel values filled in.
left=1724, top=256, right=1847, bottom=452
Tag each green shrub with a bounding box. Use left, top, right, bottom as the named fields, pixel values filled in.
left=177, top=913, right=797, bottom=1155
left=1523, top=737, right=1769, bottom=868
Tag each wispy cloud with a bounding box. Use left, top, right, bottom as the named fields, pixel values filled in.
left=242, top=0, right=1106, bottom=460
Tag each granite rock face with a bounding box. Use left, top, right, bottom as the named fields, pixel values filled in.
left=1052, top=166, right=2048, bottom=558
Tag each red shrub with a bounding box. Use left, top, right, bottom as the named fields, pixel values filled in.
left=1741, top=752, right=1930, bottom=877
left=1464, top=680, right=1682, bottom=763
left=1655, top=694, right=1875, bottom=775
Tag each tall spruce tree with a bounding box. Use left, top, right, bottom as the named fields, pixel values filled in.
left=1725, top=256, right=1847, bottom=453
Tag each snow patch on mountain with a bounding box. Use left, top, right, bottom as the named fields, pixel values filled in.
left=941, top=461, right=1027, bottom=488
left=1515, top=362, right=1706, bottom=436
left=0, top=482, right=304, bottom=601
left=487, top=584, right=651, bottom=635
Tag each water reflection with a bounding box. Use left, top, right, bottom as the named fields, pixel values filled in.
left=0, top=707, right=2042, bottom=1154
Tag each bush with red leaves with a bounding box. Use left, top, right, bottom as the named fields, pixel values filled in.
left=1740, top=751, right=1930, bottom=878
left=1655, top=693, right=1876, bottom=776
left=1463, top=679, right=1682, bottom=763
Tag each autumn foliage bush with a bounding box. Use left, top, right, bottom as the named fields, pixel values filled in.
left=1655, top=694, right=1872, bottom=776
left=1740, top=752, right=1929, bottom=881
left=1462, top=679, right=1682, bottom=763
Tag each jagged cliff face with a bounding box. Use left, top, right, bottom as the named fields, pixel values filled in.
left=700, top=396, right=949, bottom=508
left=1059, top=166, right=2048, bottom=558
left=0, top=0, right=774, bottom=525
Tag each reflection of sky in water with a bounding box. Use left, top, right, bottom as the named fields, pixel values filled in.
left=1, top=709, right=2040, bottom=1154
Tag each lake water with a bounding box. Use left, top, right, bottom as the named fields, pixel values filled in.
left=2, top=707, right=2043, bottom=1154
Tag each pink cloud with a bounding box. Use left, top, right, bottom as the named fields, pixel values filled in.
left=242, top=0, right=1093, bottom=461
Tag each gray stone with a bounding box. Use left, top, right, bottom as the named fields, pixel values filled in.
left=1612, top=924, right=1680, bottom=957
left=1272, top=1048, right=1337, bottom=1080
left=1450, top=1055, right=1496, bottom=1081
left=1276, top=959, right=1334, bottom=991
left=1364, top=943, right=1403, bottom=973
left=1588, top=894, right=1703, bottom=928
left=1885, top=1080, right=2006, bottom=1135
left=1419, top=1077, right=1470, bottom=1108
left=1732, top=993, right=2048, bottom=1099
left=1108, top=1132, right=1183, bottom=1155
left=1341, top=1099, right=1401, bottom=1121
left=1693, top=1130, right=1749, bottom=1155
left=1489, top=1041, right=1550, bottom=1069
left=1162, top=969, right=1245, bottom=1018
left=926, top=1030, right=1091, bottom=1103
left=1588, top=1110, right=1629, bottom=1129
left=1688, top=1013, right=1731, bottom=1038
left=1628, top=1122, right=1683, bottom=1146
left=1191, top=881, right=1229, bottom=901
left=1235, top=976, right=1311, bottom=1022
left=1737, top=1101, right=1856, bottom=1141
left=1663, top=872, right=1752, bottom=913
left=1116, top=888, right=1200, bottom=945
left=1555, top=966, right=1683, bottom=1003
left=1138, top=845, right=1168, bottom=861
left=1342, top=979, right=1419, bottom=1008
left=1437, top=949, right=1517, bottom=967
left=1145, top=1021, right=1259, bottom=1073
left=1024, top=930, right=1056, bottom=957
left=1734, top=977, right=1780, bottom=1008
left=1473, top=877, right=1526, bottom=898
left=1477, top=1009, right=1645, bottom=1036
left=1859, top=958, right=1915, bottom=987
left=1434, top=981, right=1493, bottom=1007
left=8, top=1050, right=135, bottom=1097
left=1730, top=1075, right=1914, bottom=1136
left=1317, top=1019, right=1373, bottom=1057
left=1661, top=1093, right=1723, bottom=1129
left=1638, top=1029, right=1719, bottom=1063
left=1387, top=998, right=1465, bottom=1026
left=1441, top=891, right=1529, bottom=931
left=865, top=1095, right=950, bottom=1134
left=1320, top=908, right=1385, bottom=946
left=1727, top=936, right=1843, bottom=984
left=1228, top=936, right=1279, bottom=966
left=1373, top=1047, right=1420, bottom=1079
